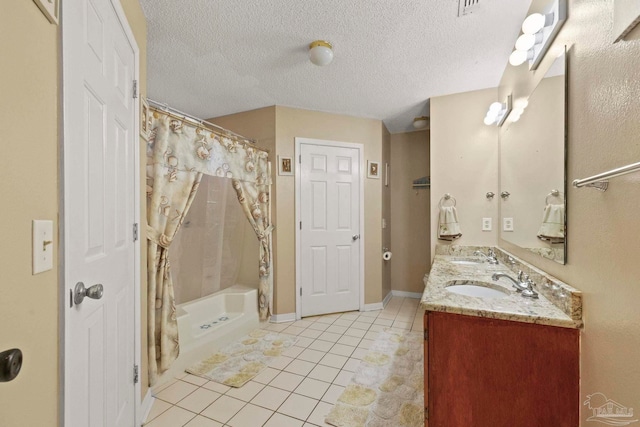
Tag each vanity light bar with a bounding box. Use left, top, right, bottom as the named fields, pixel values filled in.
left=484, top=95, right=512, bottom=127
left=509, top=0, right=567, bottom=70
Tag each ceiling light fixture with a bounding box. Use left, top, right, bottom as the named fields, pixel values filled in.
left=483, top=95, right=512, bottom=127
left=413, top=116, right=429, bottom=129
left=309, top=40, right=334, bottom=66
left=508, top=0, right=566, bottom=70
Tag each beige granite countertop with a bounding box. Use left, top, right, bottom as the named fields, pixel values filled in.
left=420, top=253, right=583, bottom=329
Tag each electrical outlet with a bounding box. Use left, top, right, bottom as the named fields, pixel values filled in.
left=503, top=217, right=514, bottom=232
left=482, top=218, right=492, bottom=231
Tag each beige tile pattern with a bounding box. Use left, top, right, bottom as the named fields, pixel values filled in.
left=145, top=296, right=421, bottom=426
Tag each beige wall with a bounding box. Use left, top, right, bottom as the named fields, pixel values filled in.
left=212, top=106, right=387, bottom=314
left=0, top=1, right=148, bottom=424
left=430, top=88, right=500, bottom=256
left=390, top=131, right=431, bottom=294
left=0, top=2, right=59, bottom=425
left=275, top=106, right=386, bottom=312
left=497, top=0, right=640, bottom=421
left=381, top=126, right=392, bottom=300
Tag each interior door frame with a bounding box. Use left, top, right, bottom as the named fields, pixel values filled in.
left=59, top=0, right=142, bottom=424
left=294, top=137, right=365, bottom=320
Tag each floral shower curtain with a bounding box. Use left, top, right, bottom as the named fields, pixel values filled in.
left=146, top=109, right=272, bottom=385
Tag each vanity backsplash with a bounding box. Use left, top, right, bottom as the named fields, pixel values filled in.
left=434, top=245, right=582, bottom=322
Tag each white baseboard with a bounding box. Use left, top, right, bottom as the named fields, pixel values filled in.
left=391, top=290, right=423, bottom=299
left=361, top=302, right=384, bottom=312
left=382, top=291, right=393, bottom=308
left=270, top=312, right=296, bottom=323
left=139, top=389, right=155, bottom=425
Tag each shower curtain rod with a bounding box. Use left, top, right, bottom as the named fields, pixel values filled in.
left=147, top=98, right=266, bottom=151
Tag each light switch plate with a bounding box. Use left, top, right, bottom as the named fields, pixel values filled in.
left=382, top=218, right=387, bottom=229
left=33, top=220, right=53, bottom=274
left=503, top=217, right=514, bottom=232
left=482, top=218, right=492, bottom=231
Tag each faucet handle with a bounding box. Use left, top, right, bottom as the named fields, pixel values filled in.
left=517, top=270, right=524, bottom=281
left=488, top=248, right=496, bottom=257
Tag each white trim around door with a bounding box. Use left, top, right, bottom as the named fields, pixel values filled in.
left=295, top=137, right=365, bottom=320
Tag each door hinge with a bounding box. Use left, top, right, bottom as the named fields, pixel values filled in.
left=299, top=155, right=301, bottom=164
left=425, top=407, right=429, bottom=420
left=133, top=223, right=139, bottom=242
left=133, top=364, right=139, bottom=384
left=300, top=288, right=302, bottom=297
left=132, top=80, right=138, bottom=99
left=424, top=330, right=428, bottom=341
left=299, top=221, right=302, bottom=230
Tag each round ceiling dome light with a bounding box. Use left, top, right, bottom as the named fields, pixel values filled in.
left=413, top=116, right=429, bottom=129
left=309, top=40, right=334, bottom=66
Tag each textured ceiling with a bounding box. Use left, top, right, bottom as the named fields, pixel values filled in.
left=141, top=0, right=532, bottom=133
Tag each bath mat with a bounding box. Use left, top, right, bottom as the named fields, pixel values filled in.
left=186, top=329, right=297, bottom=388
left=325, top=329, right=424, bottom=427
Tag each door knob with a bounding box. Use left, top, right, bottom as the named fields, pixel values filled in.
left=74, top=282, right=104, bottom=305
left=0, top=348, right=22, bottom=382
left=352, top=234, right=360, bottom=241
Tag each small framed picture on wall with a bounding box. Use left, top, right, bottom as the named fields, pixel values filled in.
left=278, top=156, right=294, bottom=176
left=367, top=160, right=380, bottom=179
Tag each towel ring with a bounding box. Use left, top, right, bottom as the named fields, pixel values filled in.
left=545, top=189, right=564, bottom=205
left=439, top=193, right=456, bottom=208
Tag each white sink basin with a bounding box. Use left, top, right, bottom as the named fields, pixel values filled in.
left=445, top=281, right=509, bottom=299
left=450, top=259, right=483, bottom=266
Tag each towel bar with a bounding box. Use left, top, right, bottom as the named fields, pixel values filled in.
left=573, top=161, right=640, bottom=191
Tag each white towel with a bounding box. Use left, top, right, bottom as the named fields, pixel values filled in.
left=537, top=204, right=565, bottom=243
left=438, top=206, right=462, bottom=241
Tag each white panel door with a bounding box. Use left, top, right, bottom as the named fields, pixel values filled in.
left=63, top=0, right=137, bottom=425
left=299, top=142, right=361, bottom=317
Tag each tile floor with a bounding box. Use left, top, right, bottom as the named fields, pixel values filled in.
left=144, top=296, right=423, bottom=427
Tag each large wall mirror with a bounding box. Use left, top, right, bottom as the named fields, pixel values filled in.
left=499, top=51, right=567, bottom=264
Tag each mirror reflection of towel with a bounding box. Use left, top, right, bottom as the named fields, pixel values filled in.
left=537, top=204, right=565, bottom=243
left=438, top=206, right=462, bottom=241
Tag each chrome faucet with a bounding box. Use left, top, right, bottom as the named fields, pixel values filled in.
left=474, top=248, right=499, bottom=265
left=492, top=271, right=538, bottom=298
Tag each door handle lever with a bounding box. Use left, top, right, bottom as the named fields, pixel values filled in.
left=352, top=234, right=360, bottom=241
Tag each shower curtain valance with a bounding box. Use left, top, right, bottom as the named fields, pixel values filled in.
left=146, top=108, right=273, bottom=386
left=147, top=109, right=271, bottom=186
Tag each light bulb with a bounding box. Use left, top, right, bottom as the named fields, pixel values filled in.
left=484, top=115, right=495, bottom=126
left=309, top=41, right=334, bottom=66
left=515, top=34, right=536, bottom=51
left=489, top=102, right=503, bottom=113
left=509, top=50, right=529, bottom=66
left=522, top=13, right=550, bottom=34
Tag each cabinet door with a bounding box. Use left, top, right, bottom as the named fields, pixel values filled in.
left=424, top=311, right=429, bottom=427
left=428, top=311, right=579, bottom=427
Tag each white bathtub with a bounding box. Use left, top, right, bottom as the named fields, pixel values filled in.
left=154, top=285, right=259, bottom=388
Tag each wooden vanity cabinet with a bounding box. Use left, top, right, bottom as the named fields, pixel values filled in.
left=423, top=311, right=579, bottom=427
